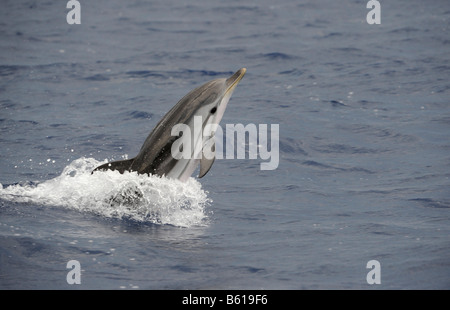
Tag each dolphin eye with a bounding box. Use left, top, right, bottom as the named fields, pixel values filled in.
left=210, top=107, right=217, bottom=114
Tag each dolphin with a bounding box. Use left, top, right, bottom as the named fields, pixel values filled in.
left=93, top=68, right=246, bottom=181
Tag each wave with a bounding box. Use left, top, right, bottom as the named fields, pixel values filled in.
left=409, top=198, right=450, bottom=209
left=260, top=52, right=297, bottom=60
left=125, top=69, right=234, bottom=80
left=0, top=157, right=210, bottom=228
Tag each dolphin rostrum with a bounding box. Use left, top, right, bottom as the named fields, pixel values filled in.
left=93, top=68, right=246, bottom=181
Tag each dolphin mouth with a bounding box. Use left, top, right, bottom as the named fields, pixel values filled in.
left=225, top=68, right=246, bottom=94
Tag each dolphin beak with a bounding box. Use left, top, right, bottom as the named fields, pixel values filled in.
left=225, top=68, right=246, bottom=94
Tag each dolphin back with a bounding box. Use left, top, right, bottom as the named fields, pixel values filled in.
left=92, top=158, right=135, bottom=174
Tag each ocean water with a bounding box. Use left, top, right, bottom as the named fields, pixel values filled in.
left=0, top=0, right=449, bottom=289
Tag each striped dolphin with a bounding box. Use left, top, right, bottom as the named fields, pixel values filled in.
left=93, top=68, right=246, bottom=181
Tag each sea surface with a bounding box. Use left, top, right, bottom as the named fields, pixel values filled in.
left=0, top=0, right=449, bottom=289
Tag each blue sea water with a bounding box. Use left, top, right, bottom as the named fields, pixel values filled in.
left=0, top=0, right=449, bottom=289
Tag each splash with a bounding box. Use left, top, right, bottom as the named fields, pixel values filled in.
left=0, top=157, right=211, bottom=227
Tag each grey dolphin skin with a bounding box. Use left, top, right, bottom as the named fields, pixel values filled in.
left=93, top=68, right=246, bottom=181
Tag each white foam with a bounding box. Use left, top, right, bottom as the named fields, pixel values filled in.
left=0, top=157, right=211, bottom=227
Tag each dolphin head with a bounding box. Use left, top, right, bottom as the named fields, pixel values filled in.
left=192, top=68, right=247, bottom=128
left=168, top=68, right=247, bottom=180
